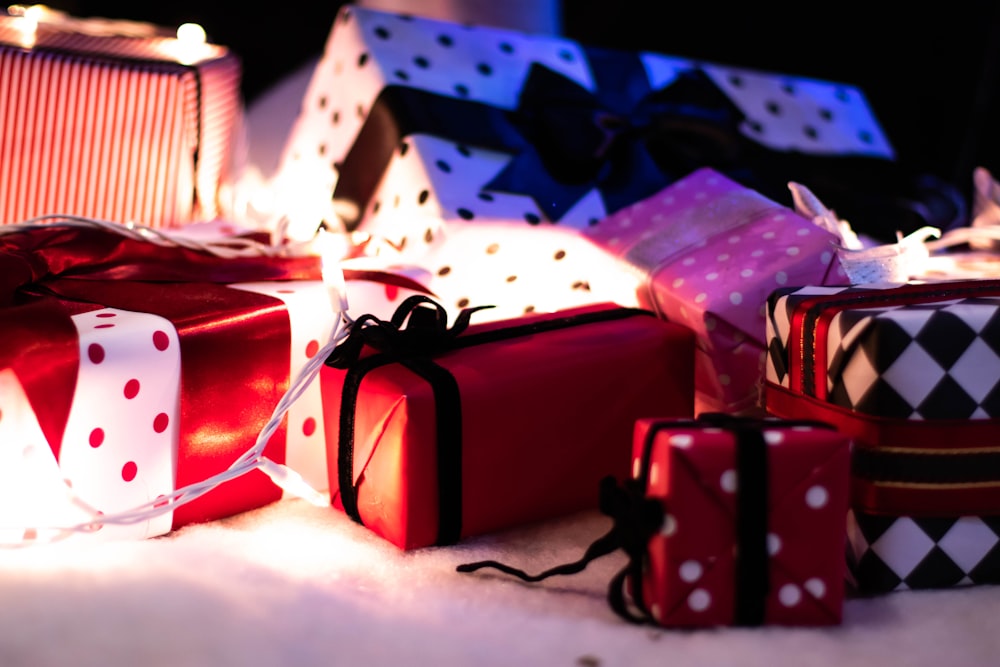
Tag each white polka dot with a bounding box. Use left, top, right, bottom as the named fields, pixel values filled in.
left=779, top=583, right=801, bottom=607
left=805, top=578, right=826, bottom=598
left=652, top=213, right=666, bottom=223
left=688, top=589, right=712, bottom=612
left=762, top=231, right=776, bottom=240
left=632, top=457, right=641, bottom=479
left=763, top=430, right=785, bottom=445
left=729, top=292, right=742, bottom=305
left=669, top=434, right=693, bottom=448
left=608, top=237, right=621, bottom=246
left=786, top=246, right=800, bottom=256
left=706, top=176, right=719, bottom=186
left=773, top=213, right=786, bottom=222
left=682, top=257, right=696, bottom=266
left=720, top=469, right=737, bottom=493
left=662, top=195, right=675, bottom=206
left=729, top=235, right=741, bottom=244
left=791, top=425, right=813, bottom=432
left=820, top=251, right=832, bottom=264
left=679, top=560, right=703, bottom=583
left=694, top=191, right=707, bottom=200
left=719, top=374, right=731, bottom=386
left=775, top=271, right=788, bottom=285
left=619, top=217, right=633, bottom=228
left=751, top=249, right=764, bottom=257
left=661, top=513, right=677, bottom=536
left=796, top=227, right=811, bottom=236
left=695, top=293, right=707, bottom=303
left=705, top=317, right=717, bottom=331
left=740, top=268, right=754, bottom=278
left=767, top=533, right=781, bottom=555
left=706, top=272, right=719, bottom=281
left=806, top=485, right=829, bottom=509
left=703, top=428, right=723, bottom=434
left=672, top=277, right=684, bottom=288
left=717, top=253, right=730, bottom=262
left=649, top=461, right=661, bottom=486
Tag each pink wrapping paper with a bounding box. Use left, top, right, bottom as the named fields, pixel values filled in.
left=585, top=168, right=847, bottom=414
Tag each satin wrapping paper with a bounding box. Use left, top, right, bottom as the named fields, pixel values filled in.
left=320, top=304, right=695, bottom=550
left=584, top=168, right=846, bottom=414
left=0, top=13, right=242, bottom=227
left=0, top=226, right=324, bottom=532
left=634, top=418, right=849, bottom=626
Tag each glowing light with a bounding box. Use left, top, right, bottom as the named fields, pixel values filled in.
left=315, top=228, right=349, bottom=313
left=175, top=21, right=205, bottom=44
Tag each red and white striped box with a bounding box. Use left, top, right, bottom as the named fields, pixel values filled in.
left=0, top=8, right=242, bottom=227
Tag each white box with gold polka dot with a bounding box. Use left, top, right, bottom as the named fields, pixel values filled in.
left=273, top=5, right=891, bottom=321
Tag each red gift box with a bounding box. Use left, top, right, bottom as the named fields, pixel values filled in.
left=320, top=297, right=695, bottom=550
left=633, top=416, right=850, bottom=626
left=0, top=225, right=335, bottom=541
left=0, top=9, right=241, bottom=227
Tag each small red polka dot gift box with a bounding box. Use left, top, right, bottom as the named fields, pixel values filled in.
left=320, top=296, right=695, bottom=550
left=633, top=416, right=850, bottom=627
left=0, top=224, right=338, bottom=542
left=274, top=4, right=892, bottom=255
left=0, top=7, right=241, bottom=227
left=457, top=415, right=850, bottom=627
left=583, top=167, right=848, bottom=415
left=763, top=280, right=1000, bottom=592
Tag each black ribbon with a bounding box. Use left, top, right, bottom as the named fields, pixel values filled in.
left=457, top=414, right=836, bottom=626
left=326, top=295, right=655, bottom=546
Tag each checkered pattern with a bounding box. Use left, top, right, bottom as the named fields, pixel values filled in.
left=766, top=286, right=1000, bottom=419
left=847, top=510, right=1000, bottom=591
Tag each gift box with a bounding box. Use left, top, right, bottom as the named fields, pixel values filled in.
left=583, top=168, right=847, bottom=414
left=0, top=225, right=337, bottom=542
left=275, top=5, right=893, bottom=249
left=320, top=296, right=695, bottom=550
left=633, top=416, right=850, bottom=627
left=764, top=279, right=1000, bottom=590
left=0, top=7, right=242, bottom=227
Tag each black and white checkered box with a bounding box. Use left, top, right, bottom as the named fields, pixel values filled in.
left=847, top=510, right=1000, bottom=591
left=766, top=282, right=1000, bottom=419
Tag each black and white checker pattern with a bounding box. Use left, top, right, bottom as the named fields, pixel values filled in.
left=766, top=286, right=1000, bottom=419
left=847, top=509, right=1000, bottom=591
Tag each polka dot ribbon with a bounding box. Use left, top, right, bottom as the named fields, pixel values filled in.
left=458, top=414, right=837, bottom=627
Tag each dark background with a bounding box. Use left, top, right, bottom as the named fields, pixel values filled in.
left=36, top=1, right=1000, bottom=201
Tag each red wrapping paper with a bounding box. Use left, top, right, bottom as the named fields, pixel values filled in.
left=321, top=302, right=695, bottom=550
left=0, top=226, right=323, bottom=532
left=634, top=417, right=849, bottom=626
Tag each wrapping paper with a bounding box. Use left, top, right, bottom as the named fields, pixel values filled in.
left=320, top=298, right=695, bottom=550
left=764, top=280, right=1000, bottom=590
left=0, top=226, right=338, bottom=541
left=633, top=417, right=849, bottom=626
left=585, top=168, right=846, bottom=414
left=0, top=9, right=241, bottom=227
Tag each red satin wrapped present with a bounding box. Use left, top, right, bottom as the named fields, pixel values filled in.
left=0, top=225, right=341, bottom=541
left=320, top=297, right=695, bottom=549
left=633, top=416, right=850, bottom=626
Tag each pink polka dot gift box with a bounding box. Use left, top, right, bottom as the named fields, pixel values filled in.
left=0, top=7, right=241, bottom=227
left=628, top=416, right=850, bottom=627
left=0, top=224, right=341, bottom=542
left=583, top=167, right=848, bottom=415
left=274, top=5, right=892, bottom=251
left=320, top=297, right=694, bottom=550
